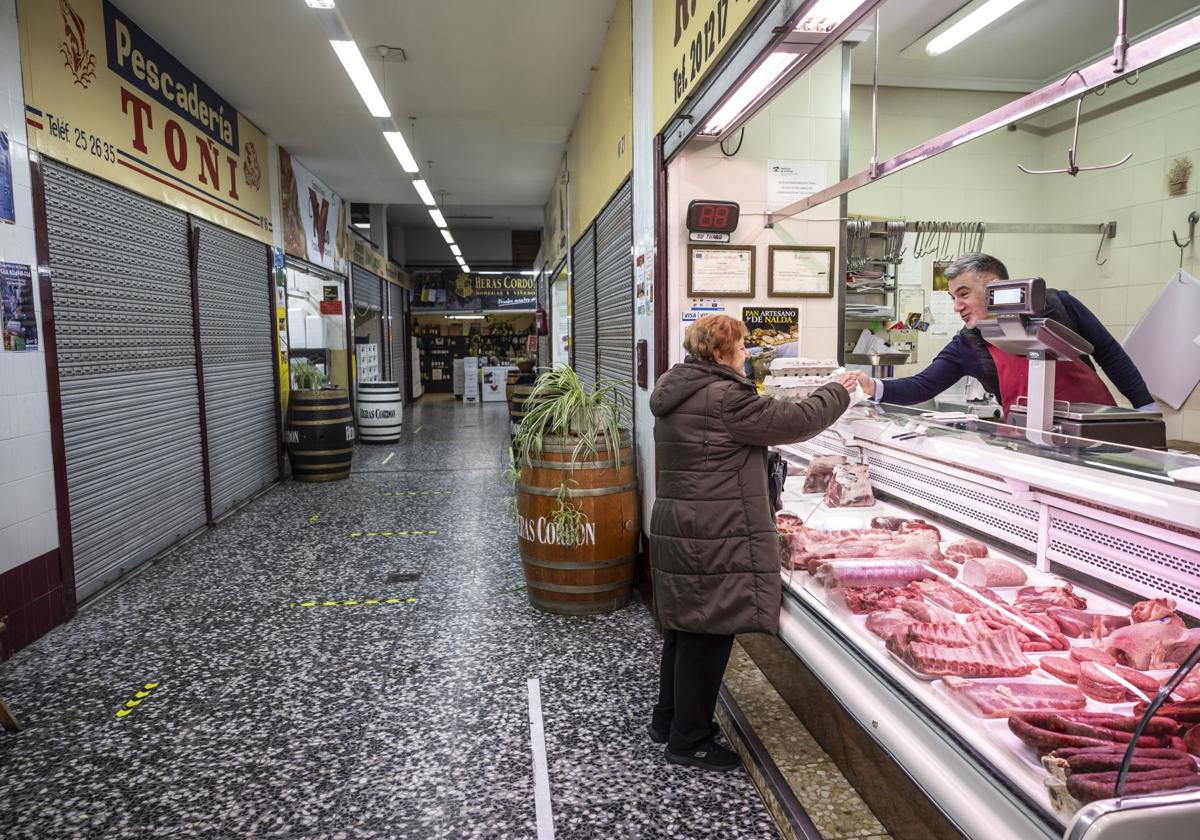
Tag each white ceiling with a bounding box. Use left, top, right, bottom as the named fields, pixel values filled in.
left=852, top=0, right=1200, bottom=91
left=114, top=0, right=616, bottom=230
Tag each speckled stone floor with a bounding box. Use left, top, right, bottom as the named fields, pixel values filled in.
left=0, top=399, right=782, bottom=840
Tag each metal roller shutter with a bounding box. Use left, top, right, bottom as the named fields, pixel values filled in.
left=387, top=283, right=406, bottom=394
left=42, top=160, right=207, bottom=600
left=595, top=180, right=634, bottom=428
left=570, top=228, right=596, bottom=388
left=194, top=219, right=278, bottom=517
left=352, top=264, right=382, bottom=311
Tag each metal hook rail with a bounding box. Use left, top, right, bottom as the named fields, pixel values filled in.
left=1017, top=94, right=1133, bottom=176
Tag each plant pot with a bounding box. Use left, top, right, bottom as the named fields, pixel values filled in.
left=514, top=429, right=637, bottom=615
left=285, top=388, right=354, bottom=481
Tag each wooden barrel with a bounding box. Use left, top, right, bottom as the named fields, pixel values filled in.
left=515, top=430, right=638, bottom=615
left=357, top=381, right=403, bottom=443
left=509, top=381, right=537, bottom=428
left=285, top=388, right=354, bottom=482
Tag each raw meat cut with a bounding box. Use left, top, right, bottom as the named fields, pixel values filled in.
left=941, top=676, right=1086, bottom=718
left=915, top=579, right=1003, bottom=614
left=960, top=556, right=1028, bottom=588
left=784, top=527, right=943, bottom=572
left=1069, top=647, right=1117, bottom=665
left=902, top=622, right=979, bottom=647
left=1133, top=700, right=1200, bottom=727
left=1103, top=618, right=1197, bottom=670
left=1131, top=597, right=1180, bottom=623
left=1015, top=584, right=1087, bottom=612
left=1041, top=656, right=1081, bottom=684
left=824, top=464, right=874, bottom=507
left=898, top=520, right=942, bottom=541
left=891, top=626, right=1035, bottom=677
left=801, top=455, right=845, bottom=494
left=1185, top=725, right=1200, bottom=757
left=870, top=516, right=908, bottom=531
left=865, top=609, right=918, bottom=643
left=1046, top=607, right=1131, bottom=638
left=968, top=607, right=1069, bottom=652
left=1043, top=746, right=1195, bottom=781
left=813, top=559, right=936, bottom=588
left=944, top=538, right=989, bottom=560
left=928, top=559, right=959, bottom=578
left=1078, top=661, right=1161, bottom=703
left=833, top=583, right=924, bottom=614
left=899, top=598, right=957, bottom=624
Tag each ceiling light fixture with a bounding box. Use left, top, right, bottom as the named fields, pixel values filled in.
left=445, top=314, right=485, bottom=320
left=429, top=208, right=447, bottom=228
left=352, top=222, right=371, bottom=229
left=305, top=0, right=335, bottom=8
left=383, top=131, right=419, bottom=173
left=450, top=245, right=462, bottom=256
left=795, top=0, right=859, bottom=33
left=440, top=230, right=454, bottom=244
left=329, top=40, right=390, bottom=118
left=412, top=179, right=436, bottom=206
left=700, top=51, right=802, bottom=136
left=925, top=0, right=1028, bottom=56
left=461, top=264, right=472, bottom=273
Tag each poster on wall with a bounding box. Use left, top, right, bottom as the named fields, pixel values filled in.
left=766, top=160, right=828, bottom=208
left=1, top=262, right=39, bottom=351
left=279, top=148, right=346, bottom=272
left=17, top=0, right=273, bottom=243
left=0, top=133, right=14, bottom=224
left=635, top=251, right=655, bottom=316
left=742, top=307, right=798, bottom=384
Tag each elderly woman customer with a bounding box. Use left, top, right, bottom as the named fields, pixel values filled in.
left=648, top=313, right=855, bottom=771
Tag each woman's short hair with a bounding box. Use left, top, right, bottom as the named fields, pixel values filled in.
left=684, top=313, right=747, bottom=362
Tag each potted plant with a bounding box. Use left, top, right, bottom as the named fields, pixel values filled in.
left=285, top=359, right=355, bottom=482
left=510, top=365, right=638, bottom=615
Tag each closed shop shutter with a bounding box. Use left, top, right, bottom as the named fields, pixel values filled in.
left=193, top=219, right=278, bottom=518
left=387, top=282, right=406, bottom=392
left=570, top=228, right=596, bottom=388
left=352, top=264, right=382, bottom=311
left=42, top=160, right=207, bottom=600
left=594, top=179, right=634, bottom=429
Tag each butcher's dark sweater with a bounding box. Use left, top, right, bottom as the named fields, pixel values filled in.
left=874, top=290, right=1155, bottom=409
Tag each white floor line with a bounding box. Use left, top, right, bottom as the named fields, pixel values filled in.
left=527, top=677, right=556, bottom=840
left=381, top=452, right=395, bottom=465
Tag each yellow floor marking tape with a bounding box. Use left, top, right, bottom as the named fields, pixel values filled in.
left=415, top=426, right=423, bottom=434
left=382, top=452, right=395, bottom=465
left=288, top=598, right=417, bottom=608
left=380, top=491, right=451, bottom=497
left=115, top=682, right=161, bottom=719
left=309, top=514, right=320, bottom=524
left=350, top=531, right=438, bottom=538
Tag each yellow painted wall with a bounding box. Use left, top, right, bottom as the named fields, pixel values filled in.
left=567, top=0, right=633, bottom=240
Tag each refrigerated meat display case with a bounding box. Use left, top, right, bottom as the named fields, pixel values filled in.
left=761, top=403, right=1200, bottom=840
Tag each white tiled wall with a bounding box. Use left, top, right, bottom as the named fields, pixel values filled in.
left=0, top=0, right=59, bottom=574
left=667, top=50, right=845, bottom=363
left=845, top=66, right=1200, bottom=442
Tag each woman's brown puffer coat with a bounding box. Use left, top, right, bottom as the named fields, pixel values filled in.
left=649, top=360, right=850, bottom=635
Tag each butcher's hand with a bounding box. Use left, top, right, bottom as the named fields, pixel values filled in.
left=834, top=372, right=861, bottom=393
left=840, top=370, right=877, bottom=397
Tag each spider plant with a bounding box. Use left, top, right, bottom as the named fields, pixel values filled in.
left=290, top=358, right=329, bottom=390
left=513, top=365, right=624, bottom=467
left=551, top=479, right=589, bottom=547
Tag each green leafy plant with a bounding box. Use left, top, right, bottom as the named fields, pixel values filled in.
left=551, top=480, right=589, bottom=548
left=513, top=365, right=624, bottom=468
left=290, top=358, right=329, bottom=390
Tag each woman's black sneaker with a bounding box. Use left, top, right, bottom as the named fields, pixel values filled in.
left=665, top=740, right=740, bottom=772
left=648, top=722, right=720, bottom=744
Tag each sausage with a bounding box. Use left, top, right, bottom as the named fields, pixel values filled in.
left=1015, top=712, right=1176, bottom=737
left=1133, top=701, right=1200, bottom=726
left=1066, top=769, right=1200, bottom=803
left=1009, top=715, right=1109, bottom=750
left=1057, top=752, right=1195, bottom=774
left=1049, top=746, right=1190, bottom=760
left=1045, top=718, right=1166, bottom=748
left=1186, top=725, right=1200, bottom=757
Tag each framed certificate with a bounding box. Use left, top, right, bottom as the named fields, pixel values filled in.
left=768, top=245, right=835, bottom=297
left=687, top=245, right=755, bottom=297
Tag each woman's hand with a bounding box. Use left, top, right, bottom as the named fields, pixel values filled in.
left=838, top=370, right=876, bottom=397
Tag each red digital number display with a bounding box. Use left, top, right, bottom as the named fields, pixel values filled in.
left=687, top=200, right=739, bottom=233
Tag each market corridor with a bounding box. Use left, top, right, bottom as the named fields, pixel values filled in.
left=0, top=400, right=779, bottom=840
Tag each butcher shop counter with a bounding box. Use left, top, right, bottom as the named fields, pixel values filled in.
left=754, top=404, right=1200, bottom=840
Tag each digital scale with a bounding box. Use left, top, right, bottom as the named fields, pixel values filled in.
left=977, top=277, right=1165, bottom=449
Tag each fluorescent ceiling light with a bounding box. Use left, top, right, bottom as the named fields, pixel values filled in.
left=446, top=314, right=485, bottom=320
left=701, top=51, right=802, bottom=136
left=461, top=264, right=471, bottom=273
left=795, top=0, right=860, bottom=33
left=450, top=245, right=462, bottom=256
left=440, top=229, right=454, bottom=244
left=352, top=222, right=370, bottom=229
left=926, top=0, right=1028, bottom=56
left=383, top=131, right=419, bottom=173
left=329, top=40, right=390, bottom=118
left=305, top=0, right=335, bottom=8
left=476, top=270, right=539, bottom=276
left=429, top=208, right=447, bottom=228
left=412, top=179, right=436, bottom=206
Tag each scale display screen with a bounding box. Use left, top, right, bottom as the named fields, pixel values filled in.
left=986, top=277, right=1046, bottom=315
left=686, top=200, right=740, bottom=233
left=991, top=287, right=1025, bottom=306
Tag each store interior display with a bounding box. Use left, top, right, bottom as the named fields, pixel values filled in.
left=285, top=265, right=349, bottom=392
left=412, top=313, right=534, bottom=395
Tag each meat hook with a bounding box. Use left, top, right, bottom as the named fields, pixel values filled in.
left=1172, top=211, right=1199, bottom=267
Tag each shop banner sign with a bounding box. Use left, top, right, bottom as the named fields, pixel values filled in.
left=653, top=0, right=765, bottom=133
left=743, top=306, right=798, bottom=384
left=1, top=262, right=39, bottom=351
left=472, top=274, right=537, bottom=310
left=280, top=148, right=346, bottom=272
left=18, top=0, right=272, bottom=243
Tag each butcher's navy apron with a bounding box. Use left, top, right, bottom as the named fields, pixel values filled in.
left=987, top=345, right=1115, bottom=420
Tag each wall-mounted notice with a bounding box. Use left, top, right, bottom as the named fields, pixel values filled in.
left=767, top=160, right=828, bottom=208
left=1, top=262, right=38, bottom=351
left=687, top=245, right=754, bottom=297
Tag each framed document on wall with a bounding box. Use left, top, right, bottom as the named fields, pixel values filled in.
left=768, top=245, right=835, bottom=297
left=687, top=245, right=755, bottom=297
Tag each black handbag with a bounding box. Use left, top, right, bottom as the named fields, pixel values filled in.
left=767, top=451, right=788, bottom=513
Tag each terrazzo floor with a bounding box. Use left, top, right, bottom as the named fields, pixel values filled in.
left=0, top=398, right=785, bottom=840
